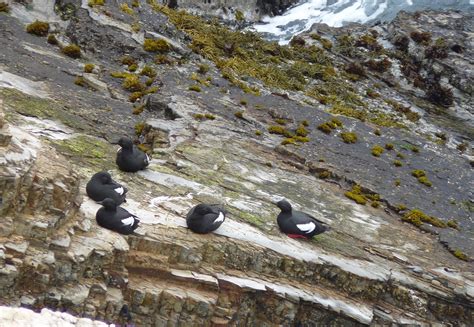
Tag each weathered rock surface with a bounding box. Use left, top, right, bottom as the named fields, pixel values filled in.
left=0, top=1, right=473, bottom=326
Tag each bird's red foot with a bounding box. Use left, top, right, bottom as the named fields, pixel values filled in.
left=287, top=234, right=307, bottom=239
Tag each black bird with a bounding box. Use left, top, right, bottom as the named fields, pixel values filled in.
left=96, top=198, right=140, bottom=235
left=275, top=199, right=329, bottom=239
left=116, top=137, right=150, bottom=172
left=118, top=304, right=132, bottom=324
left=86, top=171, right=128, bottom=205
left=186, top=204, right=226, bottom=234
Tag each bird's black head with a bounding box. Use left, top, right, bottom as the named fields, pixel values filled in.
left=100, top=198, right=118, bottom=210
left=118, top=137, right=133, bottom=149
left=194, top=204, right=213, bottom=215
left=93, top=171, right=112, bottom=183
left=276, top=199, right=292, bottom=213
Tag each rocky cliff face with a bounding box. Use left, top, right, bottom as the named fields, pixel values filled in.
left=0, top=1, right=473, bottom=326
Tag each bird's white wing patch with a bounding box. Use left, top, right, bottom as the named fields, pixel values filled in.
left=121, top=217, right=135, bottom=227
left=213, top=212, right=225, bottom=224
left=114, top=187, right=124, bottom=195
left=296, top=222, right=316, bottom=233
left=145, top=153, right=150, bottom=164
left=117, top=148, right=122, bottom=153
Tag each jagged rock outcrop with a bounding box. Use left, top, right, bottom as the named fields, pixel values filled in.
left=164, top=0, right=300, bottom=22
left=0, top=1, right=473, bottom=326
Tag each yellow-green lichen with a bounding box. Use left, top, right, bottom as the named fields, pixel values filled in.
left=255, top=130, right=262, bottom=136
left=26, top=21, right=50, bottom=37
left=53, top=135, right=111, bottom=167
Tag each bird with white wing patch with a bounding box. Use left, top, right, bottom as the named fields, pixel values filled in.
left=186, top=204, right=226, bottom=234
left=275, top=199, right=329, bottom=239
left=96, top=198, right=140, bottom=235
left=86, top=171, right=128, bottom=205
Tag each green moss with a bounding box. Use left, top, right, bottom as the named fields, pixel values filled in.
left=193, top=113, right=205, bottom=120
left=204, top=113, right=215, bottom=120
left=0, top=88, right=80, bottom=130
left=274, top=118, right=286, bottom=125
left=131, top=21, right=141, bottom=32
left=281, top=138, right=296, bottom=145
left=84, top=64, right=95, bottom=73
left=371, top=201, right=380, bottom=208
left=155, top=54, right=175, bottom=65
left=128, top=64, right=138, bottom=72
left=447, top=220, right=458, bottom=229
left=61, top=44, right=81, bottom=58
left=120, top=3, right=134, bottom=15
left=135, top=122, right=145, bottom=135
left=129, top=91, right=142, bottom=103
left=123, top=75, right=145, bottom=92
left=88, top=0, right=105, bottom=6
left=268, top=125, right=292, bottom=137
left=410, top=31, right=431, bottom=44
left=188, top=85, right=201, bottom=92
left=110, top=71, right=131, bottom=78
left=296, top=125, right=309, bottom=137
left=385, top=143, right=394, bottom=150
left=234, top=111, right=244, bottom=119
left=26, top=21, right=50, bottom=37
left=121, top=55, right=136, bottom=66
left=74, top=76, right=86, bottom=87
left=403, top=209, right=447, bottom=228
left=144, top=38, right=170, bottom=52
left=132, top=104, right=145, bottom=115
left=396, top=152, right=405, bottom=159
left=139, top=65, right=156, bottom=78
left=393, top=160, right=403, bottom=167
left=395, top=179, right=401, bottom=186
left=131, top=0, right=139, bottom=7
left=239, top=99, right=248, bottom=106
left=371, top=145, right=384, bottom=157
left=374, top=129, right=381, bottom=136
left=235, top=10, right=244, bottom=22
left=340, top=132, right=357, bottom=144
left=0, top=2, right=10, bottom=12
left=318, top=171, right=330, bottom=179
left=417, top=176, right=432, bottom=187
left=411, top=170, right=426, bottom=178
left=255, top=130, right=262, bottom=136
left=411, top=146, right=420, bottom=153
left=452, top=249, right=468, bottom=261
left=47, top=34, right=58, bottom=45
left=301, top=120, right=309, bottom=127
left=145, top=78, right=154, bottom=86
left=198, top=64, right=210, bottom=74
left=293, top=136, right=310, bottom=143
left=345, top=185, right=367, bottom=205
left=54, top=135, right=111, bottom=167
left=366, top=88, right=380, bottom=98
left=317, top=122, right=333, bottom=134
